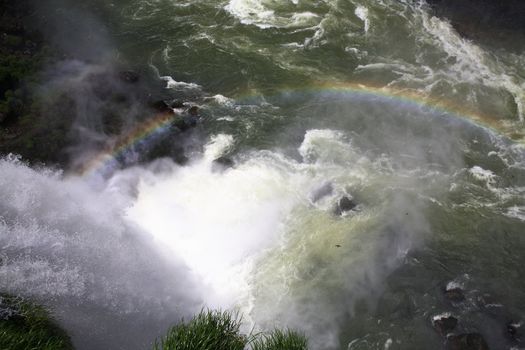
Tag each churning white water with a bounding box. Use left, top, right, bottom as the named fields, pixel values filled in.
left=0, top=128, right=437, bottom=349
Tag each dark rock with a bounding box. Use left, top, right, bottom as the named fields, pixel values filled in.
left=112, top=93, right=128, bottom=104
left=445, top=288, right=466, bottom=303
left=176, top=116, right=197, bottom=132
left=170, top=146, right=188, bottom=165
left=334, top=196, right=357, bottom=215
left=507, top=323, right=517, bottom=336
left=188, top=106, right=199, bottom=116
left=506, top=321, right=521, bottom=339
left=171, top=100, right=185, bottom=109
left=173, top=153, right=189, bottom=166
left=339, top=196, right=357, bottom=211
left=447, top=333, right=489, bottom=350
left=118, top=70, right=140, bottom=84
left=212, top=156, right=234, bottom=172
left=335, top=244, right=341, bottom=248
left=149, top=100, right=173, bottom=114
left=433, top=314, right=458, bottom=336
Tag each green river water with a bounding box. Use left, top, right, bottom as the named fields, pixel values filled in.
left=1, top=0, right=525, bottom=349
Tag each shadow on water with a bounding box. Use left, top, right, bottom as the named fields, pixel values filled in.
left=426, top=0, right=525, bottom=52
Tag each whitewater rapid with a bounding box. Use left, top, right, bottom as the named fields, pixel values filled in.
left=0, top=127, right=442, bottom=349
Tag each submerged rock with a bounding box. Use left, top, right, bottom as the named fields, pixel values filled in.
left=334, top=196, right=357, bottom=216
left=188, top=106, right=199, bottom=116
left=212, top=156, right=234, bottom=172
left=447, top=333, right=489, bottom=350
left=149, top=100, right=173, bottom=114
left=433, top=314, right=458, bottom=336
left=173, top=153, right=189, bottom=166
left=171, top=100, right=185, bottom=109
left=506, top=321, right=522, bottom=340
left=445, top=287, right=466, bottom=303
left=171, top=146, right=188, bottom=165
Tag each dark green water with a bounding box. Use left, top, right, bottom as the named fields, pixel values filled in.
left=1, top=0, right=525, bottom=349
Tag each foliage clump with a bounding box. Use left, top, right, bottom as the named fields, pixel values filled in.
left=251, top=329, right=308, bottom=350
left=0, top=295, right=73, bottom=350
left=154, top=310, right=248, bottom=350
left=154, top=309, right=308, bottom=350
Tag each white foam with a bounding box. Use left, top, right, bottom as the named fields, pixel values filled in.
left=225, top=0, right=321, bottom=29
left=419, top=8, right=525, bottom=122
left=355, top=6, right=370, bottom=33
left=127, top=135, right=306, bottom=306
left=469, top=166, right=496, bottom=184
left=432, top=312, right=453, bottom=322
left=505, top=206, right=525, bottom=221
left=160, top=76, right=202, bottom=90
left=203, top=134, right=235, bottom=161
left=216, top=116, right=235, bottom=122
left=225, top=0, right=277, bottom=29
left=207, top=94, right=235, bottom=106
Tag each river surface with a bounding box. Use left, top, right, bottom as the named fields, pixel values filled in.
left=1, top=0, right=525, bottom=349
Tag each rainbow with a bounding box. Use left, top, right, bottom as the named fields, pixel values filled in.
left=237, top=81, right=521, bottom=136
left=78, top=81, right=524, bottom=178
left=78, top=112, right=177, bottom=178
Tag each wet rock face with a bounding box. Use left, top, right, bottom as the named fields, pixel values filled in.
left=149, top=100, right=174, bottom=114
left=447, top=333, right=490, bottom=350
left=334, top=196, right=357, bottom=216
left=188, top=106, right=199, bottom=116
left=445, top=287, right=466, bottom=303
left=212, top=156, right=234, bottom=172
left=506, top=321, right=522, bottom=341
left=171, top=100, right=184, bottom=109
left=426, top=0, right=525, bottom=51
left=433, top=315, right=458, bottom=336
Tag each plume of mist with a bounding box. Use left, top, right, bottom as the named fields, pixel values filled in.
left=236, top=92, right=474, bottom=349
left=25, top=0, right=188, bottom=172
left=30, top=0, right=114, bottom=62
left=0, top=155, right=205, bottom=350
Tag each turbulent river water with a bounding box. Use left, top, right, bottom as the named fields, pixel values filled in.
left=1, top=0, right=525, bottom=349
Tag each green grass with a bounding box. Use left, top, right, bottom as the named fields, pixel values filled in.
left=153, top=310, right=249, bottom=350
left=251, top=329, right=308, bottom=350
left=154, top=309, right=309, bottom=350
left=0, top=295, right=73, bottom=350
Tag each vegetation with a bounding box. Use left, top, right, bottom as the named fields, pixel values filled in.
left=154, top=309, right=308, bottom=350
left=0, top=295, right=73, bottom=350
left=0, top=300, right=308, bottom=350
left=0, top=0, right=69, bottom=165
left=153, top=310, right=248, bottom=350
left=251, top=329, right=308, bottom=350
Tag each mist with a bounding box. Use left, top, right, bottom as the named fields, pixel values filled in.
left=0, top=103, right=461, bottom=348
